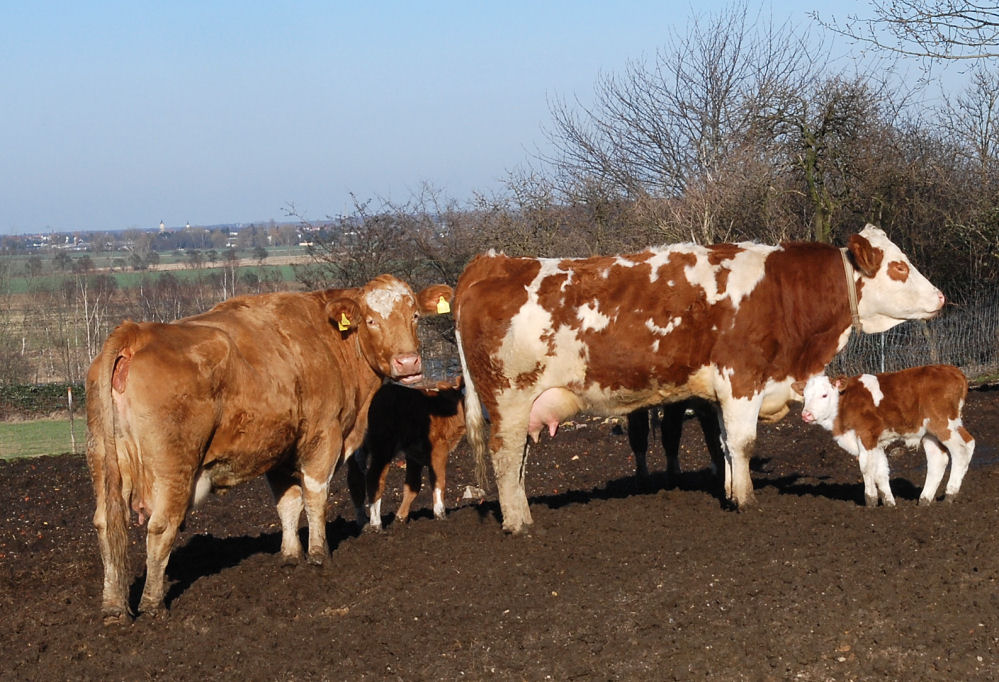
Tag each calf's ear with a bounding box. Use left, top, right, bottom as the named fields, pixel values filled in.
left=847, top=233, right=884, bottom=278
left=325, top=298, right=362, bottom=334
left=832, top=376, right=847, bottom=391
left=791, top=380, right=806, bottom=396
left=418, top=284, right=455, bottom=315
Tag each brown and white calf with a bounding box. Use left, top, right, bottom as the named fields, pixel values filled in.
left=799, top=365, right=975, bottom=507
left=347, top=377, right=465, bottom=530
left=454, top=225, right=944, bottom=533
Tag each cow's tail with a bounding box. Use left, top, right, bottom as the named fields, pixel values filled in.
left=87, top=322, right=138, bottom=619
left=455, top=327, right=489, bottom=490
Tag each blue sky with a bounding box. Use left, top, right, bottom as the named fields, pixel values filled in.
left=2, top=2, right=858, bottom=235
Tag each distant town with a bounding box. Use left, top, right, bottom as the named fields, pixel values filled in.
left=0, top=220, right=321, bottom=255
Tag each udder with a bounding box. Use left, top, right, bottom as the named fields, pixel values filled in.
left=528, top=388, right=583, bottom=442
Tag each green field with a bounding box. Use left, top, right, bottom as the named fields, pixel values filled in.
left=0, top=419, right=84, bottom=460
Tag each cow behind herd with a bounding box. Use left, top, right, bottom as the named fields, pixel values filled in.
left=84, top=223, right=977, bottom=623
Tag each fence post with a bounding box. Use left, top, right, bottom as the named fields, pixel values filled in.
left=68, top=386, right=76, bottom=455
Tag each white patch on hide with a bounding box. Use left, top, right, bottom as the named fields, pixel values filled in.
left=858, top=374, right=884, bottom=406
left=645, top=316, right=682, bottom=336
left=578, top=302, right=611, bottom=331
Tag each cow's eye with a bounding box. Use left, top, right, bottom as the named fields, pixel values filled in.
left=367, top=317, right=377, bottom=327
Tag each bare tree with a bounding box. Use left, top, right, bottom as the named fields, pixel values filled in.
left=812, top=1, right=999, bottom=60
left=543, top=2, right=827, bottom=244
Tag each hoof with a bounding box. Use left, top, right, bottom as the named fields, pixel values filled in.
left=363, top=522, right=383, bottom=534
left=917, top=496, right=934, bottom=507
left=138, top=601, right=167, bottom=619
left=306, top=551, right=327, bottom=567
left=280, top=552, right=301, bottom=567
left=944, top=493, right=958, bottom=504
left=101, top=606, right=133, bottom=626
left=864, top=495, right=878, bottom=508
left=433, top=510, right=446, bottom=521
left=502, top=522, right=533, bottom=536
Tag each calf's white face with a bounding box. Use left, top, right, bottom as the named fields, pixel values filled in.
left=800, top=375, right=839, bottom=429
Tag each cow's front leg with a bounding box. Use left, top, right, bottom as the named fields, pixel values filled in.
left=718, top=397, right=761, bottom=510
left=266, top=469, right=304, bottom=565
left=301, top=468, right=332, bottom=565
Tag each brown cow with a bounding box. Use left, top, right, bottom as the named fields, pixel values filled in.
left=346, top=376, right=465, bottom=530
left=799, top=366, right=975, bottom=507
left=86, top=275, right=452, bottom=624
left=454, top=225, right=944, bottom=533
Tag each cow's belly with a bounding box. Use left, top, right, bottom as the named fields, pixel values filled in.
left=203, top=418, right=299, bottom=487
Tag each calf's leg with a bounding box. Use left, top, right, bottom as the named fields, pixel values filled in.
left=626, top=408, right=651, bottom=480
left=942, top=426, right=975, bottom=502
left=919, top=436, right=948, bottom=505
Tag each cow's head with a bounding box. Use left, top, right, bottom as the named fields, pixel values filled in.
left=799, top=374, right=843, bottom=429
left=848, top=225, right=944, bottom=333
left=327, top=275, right=454, bottom=385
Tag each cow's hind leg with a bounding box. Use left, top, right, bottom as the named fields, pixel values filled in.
left=267, top=468, right=305, bottom=565
left=138, top=481, right=189, bottom=616
left=918, top=436, right=948, bottom=505
left=492, top=436, right=533, bottom=533
left=942, top=426, right=975, bottom=502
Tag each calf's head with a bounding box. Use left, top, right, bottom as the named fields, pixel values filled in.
left=328, top=275, right=453, bottom=384
left=799, top=374, right=842, bottom=429
left=849, top=225, right=944, bottom=333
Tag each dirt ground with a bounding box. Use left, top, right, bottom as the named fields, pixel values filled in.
left=2, top=388, right=999, bottom=680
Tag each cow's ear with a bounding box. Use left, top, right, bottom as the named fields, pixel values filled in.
left=847, top=233, right=884, bottom=278
left=832, top=376, right=847, bottom=392
left=791, top=380, right=805, bottom=396
left=326, top=298, right=362, bottom=334
left=418, top=284, right=454, bottom=315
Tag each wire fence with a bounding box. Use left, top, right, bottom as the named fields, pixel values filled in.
left=3, top=299, right=995, bottom=459
left=828, top=297, right=999, bottom=384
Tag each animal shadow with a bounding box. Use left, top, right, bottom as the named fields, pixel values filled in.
left=154, top=517, right=362, bottom=609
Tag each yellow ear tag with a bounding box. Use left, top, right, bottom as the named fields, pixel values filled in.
left=337, top=313, right=351, bottom=331
left=436, top=296, right=451, bottom=314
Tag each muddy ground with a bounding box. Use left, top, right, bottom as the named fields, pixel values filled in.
left=2, top=388, right=999, bottom=680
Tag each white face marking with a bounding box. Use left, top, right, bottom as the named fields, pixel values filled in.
left=365, top=281, right=412, bottom=318
left=858, top=374, right=884, bottom=406
left=577, top=302, right=611, bottom=331
left=854, top=225, right=943, bottom=333
left=802, top=375, right=840, bottom=430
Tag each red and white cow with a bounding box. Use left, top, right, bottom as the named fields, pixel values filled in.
left=86, top=275, right=452, bottom=623
left=347, top=376, right=466, bottom=530
left=454, top=224, right=944, bottom=533
left=799, top=365, right=975, bottom=507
